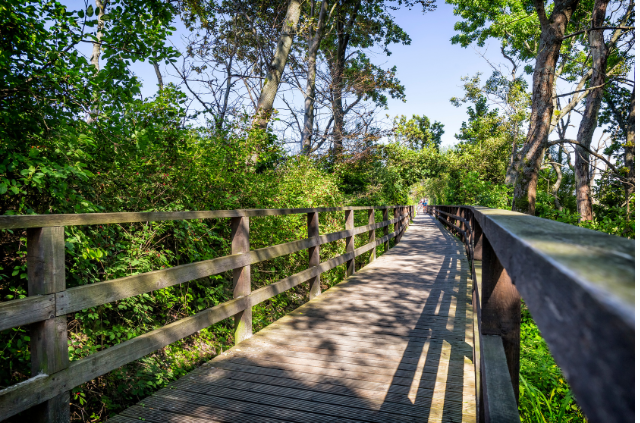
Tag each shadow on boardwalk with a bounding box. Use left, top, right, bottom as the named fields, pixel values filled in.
left=111, top=214, right=475, bottom=423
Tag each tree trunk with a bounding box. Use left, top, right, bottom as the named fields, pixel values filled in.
left=87, top=0, right=106, bottom=124
left=575, top=0, right=609, bottom=222
left=625, top=87, right=635, bottom=220
left=328, top=0, right=360, bottom=155
left=253, top=0, right=302, bottom=129
left=301, top=0, right=329, bottom=154
left=511, top=0, right=580, bottom=215
left=153, top=62, right=164, bottom=90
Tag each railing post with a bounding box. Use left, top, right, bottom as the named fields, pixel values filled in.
left=307, top=212, right=321, bottom=300
left=368, top=209, right=375, bottom=263
left=394, top=207, right=399, bottom=245
left=27, top=226, right=69, bottom=423
left=473, top=216, right=483, bottom=262
left=231, top=216, right=251, bottom=344
left=383, top=208, right=389, bottom=252
left=345, top=209, right=354, bottom=276
left=481, top=237, right=520, bottom=403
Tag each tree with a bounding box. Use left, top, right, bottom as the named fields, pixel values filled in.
left=393, top=114, right=444, bottom=150
left=254, top=0, right=302, bottom=129
left=301, top=0, right=330, bottom=154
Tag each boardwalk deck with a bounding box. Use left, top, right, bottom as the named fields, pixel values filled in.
left=111, top=214, right=476, bottom=423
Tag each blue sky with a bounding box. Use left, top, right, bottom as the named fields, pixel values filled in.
left=376, top=2, right=508, bottom=146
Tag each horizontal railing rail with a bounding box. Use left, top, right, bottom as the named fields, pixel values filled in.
left=428, top=205, right=634, bottom=423
left=0, top=205, right=415, bottom=421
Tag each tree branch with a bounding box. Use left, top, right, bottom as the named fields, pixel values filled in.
left=563, top=26, right=634, bottom=40
left=547, top=139, right=631, bottom=182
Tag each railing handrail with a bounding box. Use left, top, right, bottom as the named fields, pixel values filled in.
left=0, top=205, right=404, bottom=229
left=428, top=205, right=634, bottom=423
left=0, top=205, right=414, bottom=421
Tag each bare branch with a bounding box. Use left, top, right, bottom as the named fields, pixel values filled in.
left=563, top=26, right=634, bottom=40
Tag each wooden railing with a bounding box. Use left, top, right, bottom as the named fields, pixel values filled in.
left=0, top=205, right=414, bottom=422
left=428, top=205, right=634, bottom=423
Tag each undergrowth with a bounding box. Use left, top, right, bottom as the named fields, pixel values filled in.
left=519, top=303, right=588, bottom=423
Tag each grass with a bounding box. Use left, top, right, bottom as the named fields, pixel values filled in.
left=519, top=302, right=588, bottom=423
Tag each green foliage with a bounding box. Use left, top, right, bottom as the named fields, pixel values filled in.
left=393, top=114, right=445, bottom=150
left=520, top=304, right=587, bottom=423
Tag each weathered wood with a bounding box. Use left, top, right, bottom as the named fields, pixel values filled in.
left=383, top=208, right=389, bottom=252
left=473, top=216, right=484, bottom=261
left=1, top=210, right=245, bottom=229
left=307, top=212, right=321, bottom=300
left=232, top=216, right=251, bottom=344
left=368, top=209, right=376, bottom=263
left=481, top=236, right=520, bottom=403
left=56, top=252, right=252, bottom=316
left=480, top=335, right=520, bottom=423
left=471, top=206, right=635, bottom=423
left=0, top=206, right=416, bottom=422
left=0, top=219, right=412, bottom=421
left=26, top=227, right=70, bottom=423
left=473, top=260, right=483, bottom=422
left=55, top=215, right=408, bottom=317
left=0, top=206, right=407, bottom=229
left=394, top=207, right=399, bottom=245
left=0, top=294, right=54, bottom=332
left=0, top=296, right=251, bottom=420
left=115, top=214, right=474, bottom=423
left=345, top=209, right=354, bottom=276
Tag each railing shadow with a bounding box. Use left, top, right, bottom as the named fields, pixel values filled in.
left=114, top=214, right=475, bottom=422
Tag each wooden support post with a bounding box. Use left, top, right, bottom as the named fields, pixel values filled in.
left=383, top=208, right=389, bottom=252
left=368, top=209, right=375, bottom=263
left=231, top=216, right=251, bottom=344
left=307, top=212, right=321, bottom=300
left=394, top=207, right=399, bottom=245
left=473, top=216, right=483, bottom=262
left=481, top=238, right=520, bottom=403
left=27, top=227, right=69, bottom=423
left=345, top=209, right=354, bottom=276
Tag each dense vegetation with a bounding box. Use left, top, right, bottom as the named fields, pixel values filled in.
left=0, top=0, right=633, bottom=422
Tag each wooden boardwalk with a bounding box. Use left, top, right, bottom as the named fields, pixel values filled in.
left=111, top=214, right=475, bottom=423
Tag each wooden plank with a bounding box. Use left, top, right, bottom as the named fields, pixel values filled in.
left=481, top=238, right=520, bottom=403
left=56, top=252, right=252, bottom=315
left=394, top=207, right=399, bottom=245
left=122, top=402, right=283, bottom=423
left=473, top=259, right=483, bottom=421
left=480, top=335, right=520, bottom=422
left=0, top=295, right=54, bottom=332
left=0, top=296, right=250, bottom=420
left=345, top=209, right=354, bottom=276
left=383, top=208, right=389, bottom=252
left=55, top=216, right=409, bottom=316
left=216, top=356, right=472, bottom=390
left=187, top=366, right=468, bottom=407
left=368, top=209, right=376, bottom=262
left=0, top=210, right=246, bottom=229
left=232, top=216, right=251, bottom=344
left=171, top=377, right=473, bottom=419
left=26, top=226, right=69, bottom=423
left=219, top=348, right=467, bottom=380
left=149, top=389, right=362, bottom=423
left=0, top=206, right=410, bottom=229
left=162, top=381, right=422, bottom=423
left=307, top=211, right=321, bottom=300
